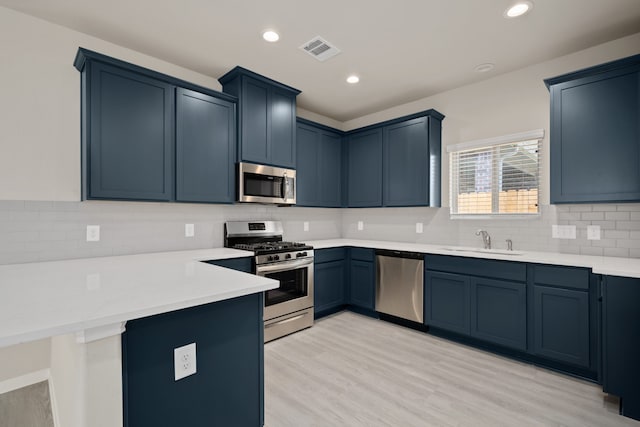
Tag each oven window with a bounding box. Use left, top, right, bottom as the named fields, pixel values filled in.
left=264, top=267, right=308, bottom=306
left=244, top=173, right=283, bottom=198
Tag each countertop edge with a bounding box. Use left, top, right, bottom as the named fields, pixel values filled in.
left=307, top=239, right=640, bottom=279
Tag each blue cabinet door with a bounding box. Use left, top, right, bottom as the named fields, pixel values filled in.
left=270, top=87, right=296, bottom=168
left=296, top=120, right=343, bottom=207
left=220, top=68, right=299, bottom=169
left=347, top=128, right=383, bottom=207
left=424, top=271, right=471, bottom=335
left=383, top=116, right=430, bottom=206
left=349, top=259, right=375, bottom=310
left=241, top=78, right=270, bottom=164
left=603, top=275, right=640, bottom=421
left=176, top=88, right=236, bottom=203
left=319, top=131, right=343, bottom=207
left=315, top=259, right=346, bottom=316
left=88, top=62, right=174, bottom=200
left=471, top=277, right=527, bottom=351
left=295, top=123, right=320, bottom=206
left=532, top=285, right=590, bottom=368
left=548, top=60, right=640, bottom=203
left=122, top=293, right=263, bottom=427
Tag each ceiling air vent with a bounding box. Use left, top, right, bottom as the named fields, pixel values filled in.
left=299, top=36, right=341, bottom=62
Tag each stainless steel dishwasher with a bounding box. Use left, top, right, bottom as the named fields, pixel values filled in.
left=375, top=250, right=424, bottom=323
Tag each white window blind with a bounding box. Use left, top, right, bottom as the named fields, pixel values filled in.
left=449, top=130, right=543, bottom=216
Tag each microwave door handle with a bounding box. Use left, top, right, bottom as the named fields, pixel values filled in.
left=281, top=175, right=287, bottom=199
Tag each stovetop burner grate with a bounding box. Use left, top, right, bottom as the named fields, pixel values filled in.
left=233, top=241, right=311, bottom=253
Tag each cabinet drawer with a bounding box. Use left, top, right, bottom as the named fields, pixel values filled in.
left=350, top=247, right=375, bottom=262
left=315, top=248, right=346, bottom=264
left=425, top=255, right=526, bottom=282
left=532, top=264, right=589, bottom=290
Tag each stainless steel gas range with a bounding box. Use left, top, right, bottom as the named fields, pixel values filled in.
left=224, top=221, right=314, bottom=342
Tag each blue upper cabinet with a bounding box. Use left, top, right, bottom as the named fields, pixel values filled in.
left=545, top=54, right=640, bottom=203
left=87, top=61, right=174, bottom=201
left=219, top=67, right=300, bottom=169
left=347, top=128, right=384, bottom=207
left=346, top=110, right=443, bottom=208
left=384, top=116, right=433, bottom=206
left=176, top=88, right=236, bottom=203
left=74, top=48, right=238, bottom=204
left=296, top=119, right=343, bottom=207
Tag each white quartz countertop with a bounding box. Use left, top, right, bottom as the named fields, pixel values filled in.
left=307, top=239, right=640, bottom=278
left=0, top=248, right=276, bottom=348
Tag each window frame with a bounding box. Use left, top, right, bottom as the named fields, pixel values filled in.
left=448, top=129, right=544, bottom=218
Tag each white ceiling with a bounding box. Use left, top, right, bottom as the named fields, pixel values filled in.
left=2, top=0, right=640, bottom=122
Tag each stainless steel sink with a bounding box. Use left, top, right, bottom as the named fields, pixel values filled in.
left=439, top=247, right=524, bottom=256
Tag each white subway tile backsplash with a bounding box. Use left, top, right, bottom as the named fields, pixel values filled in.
left=580, top=246, right=604, bottom=256
left=581, top=212, right=605, bottom=221
left=604, top=248, right=630, bottom=258
left=590, top=204, right=618, bottom=212
left=569, top=205, right=593, bottom=212
left=606, top=211, right=631, bottom=220
left=604, top=230, right=630, bottom=240
left=617, top=239, right=640, bottom=249
left=1, top=200, right=639, bottom=264
left=590, top=220, right=616, bottom=230
left=616, top=221, right=640, bottom=231
left=590, top=239, right=616, bottom=248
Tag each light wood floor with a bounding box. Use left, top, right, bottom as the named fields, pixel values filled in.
left=264, top=311, right=640, bottom=427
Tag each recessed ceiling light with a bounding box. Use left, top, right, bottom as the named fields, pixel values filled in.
left=262, top=31, right=279, bottom=42
left=504, top=1, right=533, bottom=18
left=474, top=63, right=495, bottom=73
left=346, top=75, right=360, bottom=84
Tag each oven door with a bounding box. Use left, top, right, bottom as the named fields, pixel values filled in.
left=256, top=257, right=314, bottom=321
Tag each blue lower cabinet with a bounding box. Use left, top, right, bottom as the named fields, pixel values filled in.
left=349, top=259, right=375, bottom=311
left=122, top=293, right=264, bottom=427
left=532, top=285, right=590, bottom=368
left=471, top=278, right=526, bottom=351
left=314, top=259, right=346, bottom=316
left=424, top=271, right=471, bottom=335
left=202, top=257, right=252, bottom=273
left=603, top=275, right=640, bottom=421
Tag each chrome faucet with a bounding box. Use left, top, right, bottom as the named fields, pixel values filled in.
left=476, top=229, right=491, bottom=249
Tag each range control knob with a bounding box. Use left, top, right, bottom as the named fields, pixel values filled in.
left=267, top=256, right=274, bottom=262
left=273, top=255, right=280, bottom=261
left=296, top=252, right=308, bottom=258
left=285, top=254, right=292, bottom=259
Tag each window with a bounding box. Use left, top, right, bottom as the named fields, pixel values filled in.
left=449, top=129, right=543, bottom=216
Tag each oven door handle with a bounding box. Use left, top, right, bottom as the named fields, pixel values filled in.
left=257, top=258, right=313, bottom=274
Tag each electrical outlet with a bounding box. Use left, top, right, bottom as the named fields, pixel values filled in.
left=587, top=225, right=601, bottom=240
left=416, top=222, right=424, bottom=234
left=185, top=223, right=195, bottom=237
left=86, top=225, right=100, bottom=242
left=303, top=221, right=309, bottom=232
left=357, top=221, right=364, bottom=231
left=174, top=343, right=197, bottom=381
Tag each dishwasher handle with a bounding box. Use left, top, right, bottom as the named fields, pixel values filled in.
left=375, top=249, right=423, bottom=260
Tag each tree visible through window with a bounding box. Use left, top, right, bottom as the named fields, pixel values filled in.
left=450, top=131, right=542, bottom=216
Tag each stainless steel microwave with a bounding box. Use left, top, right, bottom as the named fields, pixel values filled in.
left=237, top=162, right=296, bottom=205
